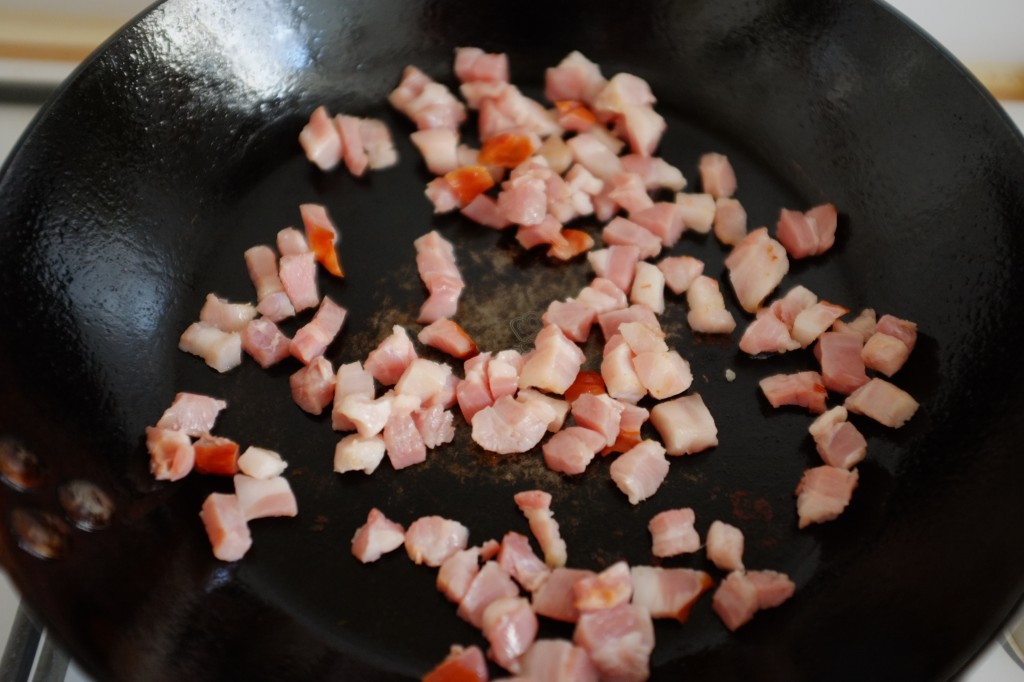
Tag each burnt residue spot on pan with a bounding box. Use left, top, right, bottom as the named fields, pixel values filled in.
left=0, top=437, right=44, bottom=491
left=57, top=479, right=115, bottom=531
left=10, top=508, right=71, bottom=560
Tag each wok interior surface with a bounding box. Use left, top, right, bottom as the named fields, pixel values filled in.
left=1, top=0, right=1024, bottom=679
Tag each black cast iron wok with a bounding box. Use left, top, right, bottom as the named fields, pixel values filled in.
left=1, top=0, right=1023, bottom=679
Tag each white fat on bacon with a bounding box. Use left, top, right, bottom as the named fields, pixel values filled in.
left=631, top=565, right=713, bottom=621
left=712, top=570, right=795, bottom=631
left=657, top=255, right=704, bottom=295
left=795, top=465, right=859, bottom=528
left=233, top=474, right=297, bottom=521
left=571, top=393, right=624, bottom=448
left=607, top=172, right=654, bottom=215
left=333, top=433, right=387, bottom=475
left=650, top=393, right=718, bottom=456
left=515, top=490, right=568, bottom=568
left=685, top=276, right=736, bottom=334
left=351, top=508, right=405, bottom=563
left=383, top=396, right=427, bottom=469
left=472, top=395, right=551, bottom=455
left=725, top=227, right=789, bottom=313
left=844, top=378, right=919, bottom=428
left=156, top=392, right=226, bottom=437
left=237, top=446, right=288, bottom=480
left=698, top=153, right=737, bottom=199
left=862, top=314, right=917, bottom=376
left=410, top=128, right=460, bottom=175
left=199, top=294, right=256, bottom=333
left=629, top=262, right=665, bottom=314
left=545, top=51, right=607, bottom=104
left=674, top=192, right=716, bottom=234
left=633, top=350, right=692, bottom=400
left=415, top=230, right=465, bottom=323
left=179, top=323, right=242, bottom=373
left=438, top=546, right=483, bottom=603
left=418, top=319, right=479, bottom=360
left=331, top=362, right=375, bottom=431
left=404, top=515, right=470, bottom=567
left=706, top=520, right=745, bottom=571
left=454, top=47, right=510, bottom=84
left=648, top=508, right=700, bottom=558
left=244, top=245, right=295, bottom=322
left=299, top=105, right=343, bottom=171
left=610, top=440, right=669, bottom=505
left=519, top=325, right=586, bottom=395
left=601, top=336, right=646, bottom=405
left=199, top=493, right=252, bottom=562
left=482, top=596, right=539, bottom=673
left=714, top=197, right=748, bottom=246
left=573, top=602, right=654, bottom=682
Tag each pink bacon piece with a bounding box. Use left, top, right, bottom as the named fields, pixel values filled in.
left=571, top=393, right=624, bottom=447
left=388, top=65, right=467, bottom=131
left=739, top=310, right=801, bottom=355
left=619, top=104, right=666, bottom=158
left=333, top=433, right=387, bottom=475
left=602, top=336, right=646, bottom=405
left=568, top=132, right=623, bottom=181
left=438, top=547, right=483, bottom=603
left=461, top=193, right=513, bottom=229
left=543, top=299, right=597, bottom=343
left=299, top=105, right=343, bottom=171
left=383, top=397, right=427, bottom=469
left=597, top=305, right=660, bottom=341
left=405, top=515, right=470, bottom=567
left=514, top=490, right=568, bottom=568
left=156, top=392, right=226, bottom=437
left=809, top=407, right=867, bottom=469
left=289, top=356, right=336, bottom=415
left=395, top=358, right=454, bottom=405
left=146, top=427, right=195, bottom=481
left=418, top=318, right=479, bottom=360
left=199, top=493, right=252, bottom=562
left=816, top=331, right=869, bottom=394
left=472, top=395, right=551, bottom=455
left=458, top=561, right=520, bottom=628
left=457, top=352, right=494, bottom=423
left=454, top=47, right=509, bottom=83
left=675, top=192, right=716, bottom=233
left=792, top=301, right=850, bottom=348
left=776, top=203, right=838, bottom=259
left=633, top=350, right=692, bottom=400
left=862, top=331, right=912, bottom=377
left=630, top=565, right=714, bottom=621
left=706, top=520, right=745, bottom=571
left=199, top=294, right=256, bottom=333
left=334, top=114, right=369, bottom=177
left=533, top=568, right=596, bottom=623
left=411, top=128, right=460, bottom=176
left=179, top=323, right=242, bottom=373
left=241, top=318, right=291, bottom=368
left=725, top=227, right=790, bottom=313
left=351, top=508, right=405, bottom=563
left=573, top=602, right=655, bottom=682
left=331, top=361, right=376, bottom=431
left=796, top=465, right=859, bottom=528
left=545, top=51, right=607, bottom=104
left=607, top=172, right=654, bottom=215
left=589, top=245, right=640, bottom=294
left=714, top=197, right=748, bottom=246
left=602, top=217, right=662, bottom=260
left=629, top=262, right=665, bottom=314
left=610, top=439, right=669, bottom=505
left=712, top=571, right=759, bottom=631
left=415, top=230, right=465, bottom=324
left=358, top=117, right=398, bottom=170
left=413, top=404, right=456, bottom=449
left=365, top=325, right=418, bottom=386
left=844, top=378, right=919, bottom=428
left=574, top=561, right=633, bottom=612
left=279, top=251, right=320, bottom=313
left=519, top=639, right=599, bottom=682
left=592, top=73, right=656, bottom=119
left=519, top=325, right=586, bottom=395
left=698, top=152, right=737, bottom=199
left=630, top=202, right=686, bottom=249
left=649, top=393, right=718, bottom=456
left=649, top=508, right=700, bottom=558
left=657, top=255, right=704, bottom=295
left=424, top=646, right=488, bottom=682
left=686, top=276, right=737, bottom=334
left=620, top=154, right=686, bottom=193
left=498, top=531, right=551, bottom=592
left=482, top=596, right=539, bottom=673
left=233, top=474, right=297, bottom=520
left=748, top=570, right=796, bottom=609
left=759, top=371, right=828, bottom=414
left=542, top=426, right=606, bottom=476
left=244, top=245, right=295, bottom=322
left=276, top=227, right=309, bottom=256
left=290, top=296, right=347, bottom=364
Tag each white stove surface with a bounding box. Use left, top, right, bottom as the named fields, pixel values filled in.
left=0, top=4, right=1023, bottom=680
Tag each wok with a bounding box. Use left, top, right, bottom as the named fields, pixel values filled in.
left=1, top=0, right=1023, bottom=679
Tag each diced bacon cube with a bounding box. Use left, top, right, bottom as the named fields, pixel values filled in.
left=351, top=508, right=405, bottom=563
left=289, top=356, right=336, bottom=415
left=777, top=204, right=839, bottom=259
left=461, top=193, right=513, bottom=229
left=725, top=227, right=790, bottom=313
left=334, top=114, right=369, bottom=177
left=567, top=133, right=623, bottom=181
left=425, top=177, right=461, bottom=213
left=759, top=371, right=827, bottom=414
left=458, top=561, right=520, bottom=628
left=338, top=394, right=393, bottom=438
left=706, top=520, right=745, bottom=571
left=146, top=427, right=195, bottom=481
left=649, top=393, right=718, bottom=456
left=519, top=325, right=586, bottom=395
left=233, top=474, right=298, bottom=520
left=747, top=570, right=796, bottom=609
left=574, top=561, right=633, bottom=612
left=618, top=321, right=667, bottom=354
left=179, top=323, right=242, bottom=373
left=413, top=405, right=456, bottom=449
left=844, top=378, right=919, bottom=428
left=542, top=426, right=606, bottom=475
left=193, top=435, right=240, bottom=476
left=649, top=507, right=700, bottom=557
left=241, top=318, right=291, bottom=368
left=410, top=128, right=460, bottom=175
left=770, top=285, right=819, bottom=327
left=290, top=296, right=347, bottom=364
left=675, top=192, right=716, bottom=233
left=620, top=104, right=666, bottom=157
left=602, top=217, right=662, bottom=260
left=795, top=466, right=859, bottom=528
left=792, top=301, right=850, bottom=348
left=686, top=276, right=737, bottom=334
left=588, top=245, right=641, bottom=294
left=520, top=639, right=599, bottom=682
left=245, top=245, right=295, bottom=322
left=610, top=440, right=669, bottom=505
left=816, top=330, right=869, bottom=394
left=278, top=252, right=319, bottom=313
left=199, top=294, right=257, bottom=333
left=332, top=361, right=376, bottom=431
left=810, top=411, right=867, bottom=469
left=630, top=565, right=713, bottom=621
left=395, top=358, right=454, bottom=405
left=455, top=47, right=510, bottom=83
left=471, top=395, right=550, bottom=454
left=483, top=596, right=539, bottom=672
left=365, top=325, right=417, bottom=386
left=199, top=493, right=251, bottom=562
left=532, top=568, right=595, bottom=622
left=875, top=314, right=918, bottom=351
left=545, top=51, right=607, bottom=104
left=629, top=202, right=686, bottom=248
left=542, top=299, right=597, bottom=343
left=383, top=401, right=427, bottom=469
left=358, top=117, right=398, bottom=170
left=592, top=73, right=656, bottom=118
left=405, top=515, right=469, bottom=567
left=632, top=350, right=692, bottom=400
left=514, top=490, right=568, bottom=568
left=438, top=547, right=483, bottom=603
left=597, top=305, right=660, bottom=341
left=608, top=172, right=654, bottom=215
left=334, top=433, right=387, bottom=474
left=657, top=255, right=704, bottom=295
left=600, top=337, right=646, bottom=405
left=418, top=319, right=479, bottom=360
left=498, top=531, right=551, bottom=592
left=712, top=571, right=759, bottom=631
left=278, top=224, right=308, bottom=256
left=573, top=602, right=654, bottom=682
left=713, top=197, right=747, bottom=246
left=862, top=331, right=912, bottom=376
left=629, top=262, right=665, bottom=314
left=739, top=311, right=800, bottom=356
left=834, top=307, right=877, bottom=341
left=699, top=152, right=737, bottom=199
left=571, top=393, right=625, bottom=448
left=299, top=105, right=343, bottom=171
left=156, top=392, right=226, bottom=437
left=237, top=446, right=288, bottom=480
